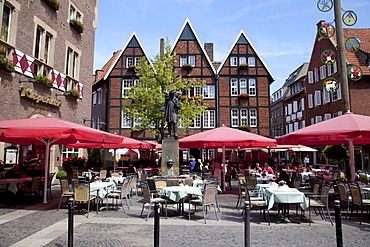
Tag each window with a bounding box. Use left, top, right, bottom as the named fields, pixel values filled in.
left=231, top=109, right=239, bottom=127
left=91, top=118, right=96, bottom=129
left=308, top=94, right=313, bottom=108
left=314, top=90, right=322, bottom=106
left=293, top=101, right=298, bottom=113
left=190, top=115, right=201, bottom=128
left=92, top=91, right=97, bottom=106
left=62, top=147, right=79, bottom=160
left=34, top=27, right=42, bottom=59
left=249, top=109, right=257, bottom=127
left=324, top=113, right=331, bottom=120
left=287, top=104, right=292, bottom=115
left=65, top=46, right=80, bottom=80
left=294, top=122, right=299, bottom=131
left=239, top=78, right=247, bottom=94
left=97, top=116, right=102, bottom=130
left=135, top=57, right=140, bottom=66
left=338, top=111, right=342, bottom=116
left=240, top=109, right=248, bottom=125
left=69, top=4, right=83, bottom=23
left=0, top=0, right=19, bottom=47
left=203, top=110, right=215, bottom=128
left=288, top=124, right=293, bottom=133
left=97, top=88, right=102, bottom=104
left=311, top=118, right=314, bottom=125
left=285, top=106, right=287, bottom=115
left=333, top=61, right=337, bottom=73
left=249, top=79, right=256, bottom=96
left=126, top=57, right=133, bottom=67
left=332, top=83, right=342, bottom=101
left=300, top=98, right=305, bottom=111
left=239, top=57, right=246, bottom=65
left=180, top=55, right=195, bottom=67
left=203, top=149, right=215, bottom=161
left=230, top=78, right=238, bottom=96
left=315, top=116, right=323, bottom=123
left=248, top=57, right=256, bottom=67
left=300, top=120, right=305, bottom=129
left=0, top=4, right=11, bottom=43
left=308, top=71, right=314, bottom=83
left=121, top=112, right=132, bottom=128
left=320, top=65, right=326, bottom=79
left=327, top=64, right=332, bottom=76
left=122, top=79, right=137, bottom=98
left=314, top=68, right=319, bottom=82
left=203, top=85, right=215, bottom=99
left=323, top=89, right=330, bottom=104
left=230, top=57, right=237, bottom=66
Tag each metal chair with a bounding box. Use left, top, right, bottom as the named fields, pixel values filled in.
left=349, top=183, right=370, bottom=224
left=140, top=184, right=167, bottom=221
left=57, top=179, right=74, bottom=211
left=307, top=185, right=333, bottom=225
left=74, top=183, right=97, bottom=218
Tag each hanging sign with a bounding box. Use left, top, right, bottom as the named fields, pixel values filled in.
left=323, top=78, right=339, bottom=93
left=320, top=50, right=336, bottom=64
left=347, top=64, right=362, bottom=81
left=317, top=0, right=333, bottom=12
left=345, top=37, right=361, bottom=52
left=342, top=10, right=357, bottom=26
left=319, top=22, right=335, bottom=39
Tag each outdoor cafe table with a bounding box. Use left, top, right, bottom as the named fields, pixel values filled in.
left=161, top=186, right=202, bottom=202
left=106, top=176, right=126, bottom=185
left=265, top=186, right=308, bottom=224
left=90, top=181, right=115, bottom=198
left=0, top=177, right=32, bottom=194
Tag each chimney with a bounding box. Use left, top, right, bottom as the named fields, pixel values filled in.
left=160, top=38, right=165, bottom=57
left=95, top=69, right=103, bottom=81
left=204, top=43, right=214, bottom=62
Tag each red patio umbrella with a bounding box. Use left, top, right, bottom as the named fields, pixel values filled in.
left=0, top=117, right=125, bottom=203
left=277, top=113, right=370, bottom=181
left=179, top=126, right=277, bottom=190
left=67, top=136, right=155, bottom=149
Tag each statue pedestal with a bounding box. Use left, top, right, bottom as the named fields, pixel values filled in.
left=161, top=138, right=179, bottom=176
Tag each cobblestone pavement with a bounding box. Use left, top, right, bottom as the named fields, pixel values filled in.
left=0, top=185, right=369, bottom=247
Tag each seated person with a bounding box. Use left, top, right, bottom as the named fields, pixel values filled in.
left=276, top=166, right=290, bottom=186
left=22, top=150, right=39, bottom=171
left=263, top=163, right=275, bottom=175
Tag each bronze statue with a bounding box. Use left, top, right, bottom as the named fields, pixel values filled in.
left=163, top=90, right=181, bottom=139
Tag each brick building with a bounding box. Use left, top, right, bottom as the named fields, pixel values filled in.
left=92, top=19, right=274, bottom=163
left=0, top=0, right=98, bottom=170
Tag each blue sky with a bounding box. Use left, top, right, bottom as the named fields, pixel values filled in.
left=94, top=0, right=369, bottom=94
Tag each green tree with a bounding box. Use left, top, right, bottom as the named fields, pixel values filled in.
left=123, top=38, right=207, bottom=140
left=322, top=145, right=349, bottom=166
left=87, top=149, right=104, bottom=171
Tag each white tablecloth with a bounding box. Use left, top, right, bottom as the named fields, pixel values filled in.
left=90, top=181, right=115, bottom=198
left=161, top=186, right=202, bottom=202
left=106, top=176, right=126, bottom=185
left=0, top=177, right=32, bottom=194
left=265, top=186, right=308, bottom=210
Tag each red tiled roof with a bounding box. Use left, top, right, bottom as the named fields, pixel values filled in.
left=93, top=50, right=122, bottom=84
left=343, top=28, right=370, bottom=75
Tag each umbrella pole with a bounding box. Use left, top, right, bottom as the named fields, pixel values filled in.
left=113, top=149, right=117, bottom=173
left=43, top=141, right=52, bottom=204
left=349, top=140, right=355, bottom=182
left=222, top=146, right=226, bottom=191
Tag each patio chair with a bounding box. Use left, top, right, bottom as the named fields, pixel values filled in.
left=188, top=183, right=219, bottom=224
left=128, top=174, right=138, bottom=200
left=140, top=184, right=167, bottom=221
left=242, top=183, right=269, bottom=224
left=74, top=183, right=97, bottom=218
left=337, top=182, right=352, bottom=219
left=57, top=179, right=74, bottom=211
left=359, top=173, right=369, bottom=185
left=105, top=178, right=130, bottom=212
left=349, top=183, right=370, bottom=225
left=17, top=176, right=41, bottom=200
left=99, top=169, right=107, bottom=180
left=236, top=176, right=246, bottom=209
left=307, top=185, right=333, bottom=225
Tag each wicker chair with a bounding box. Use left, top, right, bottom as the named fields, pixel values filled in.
left=105, top=178, right=131, bottom=212
left=337, top=182, right=352, bottom=218
left=140, top=184, right=167, bottom=221
left=307, top=185, right=333, bottom=225
left=349, top=183, right=370, bottom=224
left=99, top=169, right=107, bottom=180
left=242, top=181, right=269, bottom=224
left=18, top=176, right=41, bottom=199
left=188, top=183, right=219, bottom=224
left=74, top=183, right=97, bottom=218
left=57, top=179, right=74, bottom=211
left=236, top=176, right=246, bottom=209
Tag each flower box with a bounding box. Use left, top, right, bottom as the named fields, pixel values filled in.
left=0, top=55, right=14, bottom=72
left=34, top=74, right=53, bottom=87
left=70, top=18, right=84, bottom=33
left=238, top=64, right=249, bottom=70
left=65, top=89, right=80, bottom=98
left=44, top=0, right=60, bottom=11
left=238, top=93, right=249, bottom=99
left=182, top=64, right=193, bottom=70
left=238, top=125, right=251, bottom=132
left=128, top=65, right=137, bottom=72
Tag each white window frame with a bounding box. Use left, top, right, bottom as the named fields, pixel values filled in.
left=308, top=71, right=314, bottom=84
left=327, top=64, right=332, bottom=76
left=333, top=61, right=338, bottom=73
left=287, top=104, right=292, bottom=115
left=248, top=78, right=256, bottom=96
left=92, top=91, right=97, bottom=106
left=249, top=109, right=257, bottom=127
left=190, top=115, right=201, bottom=128
left=180, top=56, right=187, bottom=67
left=311, top=118, right=315, bottom=125
left=300, top=98, right=305, bottom=111
left=293, top=101, right=298, bottom=113
left=134, top=57, right=141, bottom=66
left=240, top=109, right=248, bottom=126
left=121, top=112, right=132, bottom=128
left=231, top=109, right=239, bottom=127
left=122, top=79, right=137, bottom=98
left=239, top=57, right=247, bottom=65
left=69, top=3, right=83, bottom=23
left=0, top=0, right=20, bottom=46
left=230, top=78, right=238, bottom=96
left=203, top=110, right=215, bottom=128
left=314, top=68, right=319, bottom=82
left=315, top=115, right=323, bottom=123
left=239, top=78, right=247, bottom=94
left=323, top=89, right=330, bottom=104
left=188, top=55, right=196, bottom=67
left=248, top=57, right=255, bottom=67
left=324, top=113, right=332, bottom=120
left=203, top=85, right=215, bottom=99
left=314, top=90, right=322, bottom=106
left=126, top=57, right=134, bottom=68
left=230, top=57, right=237, bottom=66
left=320, top=65, right=327, bottom=80
left=97, top=88, right=102, bottom=104
left=308, top=94, right=313, bottom=108
left=332, top=83, right=342, bottom=101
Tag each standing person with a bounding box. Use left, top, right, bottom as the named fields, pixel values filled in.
left=212, top=159, right=222, bottom=183
left=189, top=158, right=196, bottom=172
left=192, top=159, right=202, bottom=173
left=304, top=155, right=310, bottom=166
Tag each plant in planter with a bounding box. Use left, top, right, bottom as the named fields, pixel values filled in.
left=70, top=18, right=84, bottom=33
left=238, top=93, right=249, bottom=99
left=34, top=74, right=53, bottom=87
left=56, top=170, right=67, bottom=179
left=238, top=63, right=249, bottom=70
left=181, top=64, right=193, bottom=70
left=0, top=55, right=14, bottom=72
left=128, top=65, right=137, bottom=71
left=238, top=125, right=251, bottom=132
left=44, top=0, right=60, bottom=10
left=66, top=88, right=80, bottom=98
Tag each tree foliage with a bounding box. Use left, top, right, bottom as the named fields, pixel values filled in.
left=123, top=38, right=207, bottom=140
left=322, top=145, right=349, bottom=165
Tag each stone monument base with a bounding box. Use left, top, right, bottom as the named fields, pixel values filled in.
left=161, top=138, right=179, bottom=176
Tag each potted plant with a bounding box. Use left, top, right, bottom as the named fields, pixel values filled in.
left=56, top=170, right=67, bottom=179
left=69, top=18, right=84, bottom=33
left=238, top=125, right=251, bottom=132
left=238, top=63, right=249, bottom=70
left=34, top=74, right=53, bottom=87
left=182, top=64, right=193, bottom=70
left=44, top=0, right=60, bottom=10
left=0, top=55, right=14, bottom=72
